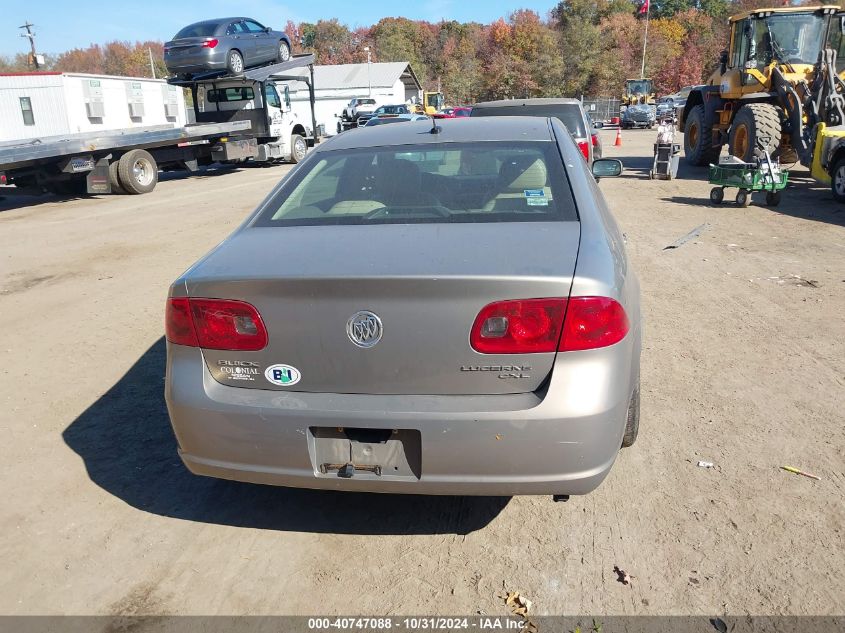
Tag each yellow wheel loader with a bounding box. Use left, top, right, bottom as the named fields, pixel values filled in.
left=622, top=78, right=656, bottom=107
left=680, top=6, right=844, bottom=168
left=412, top=91, right=444, bottom=116
left=809, top=11, right=845, bottom=202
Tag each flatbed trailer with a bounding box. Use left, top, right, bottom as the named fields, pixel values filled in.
left=0, top=55, right=319, bottom=196
left=0, top=120, right=252, bottom=195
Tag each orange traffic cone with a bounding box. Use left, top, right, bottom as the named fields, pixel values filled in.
left=614, top=127, right=623, bottom=147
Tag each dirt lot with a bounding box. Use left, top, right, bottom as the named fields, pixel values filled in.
left=1, top=132, right=843, bottom=617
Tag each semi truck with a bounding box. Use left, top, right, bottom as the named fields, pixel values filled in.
left=0, top=54, right=318, bottom=196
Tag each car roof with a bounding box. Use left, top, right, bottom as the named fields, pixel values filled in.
left=322, top=117, right=553, bottom=151
left=184, top=17, right=251, bottom=27
left=474, top=98, right=582, bottom=108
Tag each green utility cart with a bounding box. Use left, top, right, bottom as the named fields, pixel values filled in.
left=708, top=139, right=788, bottom=207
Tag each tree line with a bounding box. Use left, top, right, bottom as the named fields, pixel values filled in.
left=0, top=1, right=826, bottom=102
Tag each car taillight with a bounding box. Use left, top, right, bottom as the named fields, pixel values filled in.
left=470, top=299, right=567, bottom=354
left=577, top=140, right=590, bottom=161
left=165, top=298, right=267, bottom=351
left=202, top=39, right=219, bottom=48
left=558, top=297, right=629, bottom=352
left=470, top=297, right=629, bottom=354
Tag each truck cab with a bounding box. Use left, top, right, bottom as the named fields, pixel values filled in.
left=193, top=77, right=310, bottom=163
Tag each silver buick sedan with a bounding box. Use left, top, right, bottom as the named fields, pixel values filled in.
left=165, top=117, right=641, bottom=497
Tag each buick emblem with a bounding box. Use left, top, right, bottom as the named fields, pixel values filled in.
left=346, top=311, right=383, bottom=348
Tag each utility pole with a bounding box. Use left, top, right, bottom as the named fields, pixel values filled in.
left=640, top=1, right=650, bottom=79
left=19, top=21, right=41, bottom=69
left=148, top=48, right=157, bottom=79
left=364, top=46, right=372, bottom=97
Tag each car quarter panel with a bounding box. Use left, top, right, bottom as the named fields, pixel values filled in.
left=551, top=118, right=642, bottom=390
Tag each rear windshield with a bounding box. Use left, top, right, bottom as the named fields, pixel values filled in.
left=375, top=105, right=407, bottom=114
left=358, top=99, right=376, bottom=105
left=254, top=142, right=577, bottom=227
left=174, top=23, right=218, bottom=38
left=472, top=104, right=587, bottom=138
left=207, top=87, right=255, bottom=102
left=365, top=117, right=410, bottom=126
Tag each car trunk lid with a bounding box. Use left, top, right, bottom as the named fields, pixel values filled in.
left=165, top=37, right=215, bottom=52
left=185, top=223, right=580, bottom=395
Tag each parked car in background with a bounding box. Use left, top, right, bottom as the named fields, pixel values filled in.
left=656, top=93, right=689, bottom=122
left=589, top=117, right=604, bottom=160
left=343, top=98, right=377, bottom=124
left=357, top=104, right=411, bottom=126
left=655, top=98, right=677, bottom=123
left=164, top=18, right=291, bottom=77
left=621, top=104, right=655, bottom=129
left=434, top=106, right=472, bottom=119
left=471, top=98, right=600, bottom=164
left=363, top=113, right=429, bottom=126
left=165, top=117, right=640, bottom=497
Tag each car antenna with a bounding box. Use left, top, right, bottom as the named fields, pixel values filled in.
left=430, top=117, right=441, bottom=134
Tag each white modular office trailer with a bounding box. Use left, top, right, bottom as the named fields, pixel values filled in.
left=0, top=72, right=186, bottom=143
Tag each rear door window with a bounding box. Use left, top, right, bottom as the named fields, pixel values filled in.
left=254, top=142, right=578, bottom=227
left=226, top=21, right=248, bottom=35
left=472, top=104, right=587, bottom=139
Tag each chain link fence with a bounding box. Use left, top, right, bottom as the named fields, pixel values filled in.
left=581, top=98, right=622, bottom=123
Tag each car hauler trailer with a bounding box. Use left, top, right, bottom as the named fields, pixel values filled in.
left=169, top=54, right=319, bottom=165
left=0, top=55, right=318, bottom=196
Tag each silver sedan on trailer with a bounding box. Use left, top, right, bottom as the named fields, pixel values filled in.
left=164, top=17, right=292, bottom=77
left=165, top=117, right=641, bottom=497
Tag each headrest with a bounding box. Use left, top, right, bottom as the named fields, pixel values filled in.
left=499, top=157, right=547, bottom=191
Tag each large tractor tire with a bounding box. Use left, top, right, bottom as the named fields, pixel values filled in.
left=729, top=103, right=782, bottom=163
left=684, top=104, right=721, bottom=166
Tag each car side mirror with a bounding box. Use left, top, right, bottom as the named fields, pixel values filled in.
left=265, top=27, right=272, bottom=33
left=594, top=121, right=604, bottom=129
left=592, top=158, right=623, bottom=178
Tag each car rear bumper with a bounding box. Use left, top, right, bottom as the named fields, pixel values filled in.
left=164, top=50, right=227, bottom=73
left=165, top=338, right=638, bottom=496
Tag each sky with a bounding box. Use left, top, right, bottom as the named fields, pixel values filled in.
left=2, top=0, right=557, bottom=56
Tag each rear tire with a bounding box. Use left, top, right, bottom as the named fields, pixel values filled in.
left=118, top=149, right=158, bottom=195
left=831, top=156, right=845, bottom=202
left=765, top=190, right=781, bottom=206
left=277, top=40, right=291, bottom=63
left=226, top=49, right=244, bottom=74
left=684, top=104, right=721, bottom=166
left=729, top=103, right=782, bottom=163
left=736, top=189, right=751, bottom=207
left=621, top=381, right=640, bottom=448
left=289, top=134, right=307, bottom=163
left=108, top=159, right=126, bottom=194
